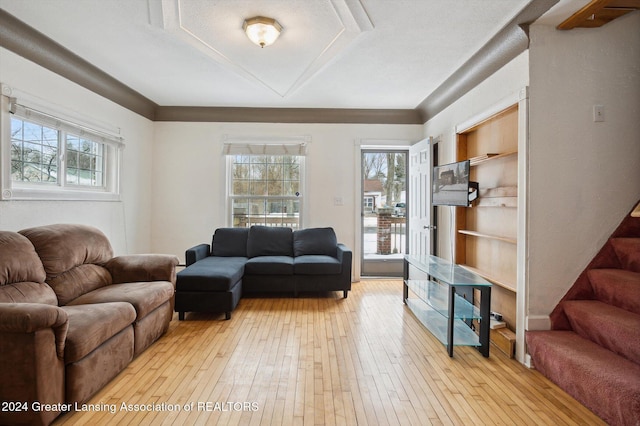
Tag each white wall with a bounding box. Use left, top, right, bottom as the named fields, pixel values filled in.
left=151, top=122, right=423, bottom=264
left=526, top=13, right=640, bottom=323
left=0, top=48, right=155, bottom=254
left=422, top=51, right=530, bottom=259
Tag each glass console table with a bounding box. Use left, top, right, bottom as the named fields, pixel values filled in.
left=403, top=255, right=492, bottom=357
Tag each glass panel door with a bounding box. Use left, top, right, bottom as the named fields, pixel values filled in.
left=361, top=150, right=408, bottom=276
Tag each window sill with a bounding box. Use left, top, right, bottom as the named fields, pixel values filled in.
left=1, top=187, right=121, bottom=201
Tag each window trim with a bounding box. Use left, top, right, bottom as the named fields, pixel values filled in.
left=0, top=85, right=124, bottom=201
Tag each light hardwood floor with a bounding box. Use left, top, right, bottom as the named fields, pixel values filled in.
left=55, top=280, right=604, bottom=425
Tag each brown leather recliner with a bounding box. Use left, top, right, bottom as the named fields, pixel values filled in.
left=0, top=224, right=178, bottom=426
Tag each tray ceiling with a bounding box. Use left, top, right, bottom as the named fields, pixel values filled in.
left=0, top=0, right=597, bottom=110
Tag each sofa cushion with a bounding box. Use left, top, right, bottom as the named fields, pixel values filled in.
left=62, top=302, right=136, bottom=364
left=245, top=256, right=294, bottom=275
left=247, top=226, right=293, bottom=258
left=211, top=228, right=249, bottom=257
left=294, top=255, right=342, bottom=275
left=0, top=231, right=47, bottom=286
left=0, top=282, right=58, bottom=305
left=293, top=227, right=338, bottom=257
left=177, top=257, right=246, bottom=292
left=0, top=231, right=56, bottom=305
left=67, top=281, right=174, bottom=320
left=19, top=224, right=114, bottom=279
left=47, top=264, right=113, bottom=306
left=19, top=224, right=116, bottom=304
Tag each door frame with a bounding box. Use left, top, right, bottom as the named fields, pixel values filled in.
left=353, top=139, right=412, bottom=281
left=360, top=148, right=409, bottom=277
left=432, top=140, right=439, bottom=256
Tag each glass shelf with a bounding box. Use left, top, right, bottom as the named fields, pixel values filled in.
left=406, top=298, right=481, bottom=347
left=404, top=255, right=492, bottom=287
left=403, top=255, right=492, bottom=357
left=405, top=279, right=481, bottom=320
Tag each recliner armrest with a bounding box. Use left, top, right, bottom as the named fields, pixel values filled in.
left=0, top=303, right=68, bottom=358
left=186, top=244, right=211, bottom=266
left=106, top=254, right=179, bottom=285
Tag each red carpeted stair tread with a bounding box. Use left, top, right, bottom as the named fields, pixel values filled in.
left=610, top=237, right=640, bottom=273
left=526, top=330, right=640, bottom=426
left=530, top=205, right=640, bottom=425
left=564, top=300, right=640, bottom=364
left=588, top=268, right=640, bottom=315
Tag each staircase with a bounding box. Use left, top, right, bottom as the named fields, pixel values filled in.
left=526, top=201, right=640, bottom=426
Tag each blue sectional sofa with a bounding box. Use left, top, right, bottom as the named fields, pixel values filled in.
left=175, top=226, right=352, bottom=320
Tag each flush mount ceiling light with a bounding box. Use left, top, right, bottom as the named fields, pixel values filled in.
left=243, top=16, right=283, bottom=48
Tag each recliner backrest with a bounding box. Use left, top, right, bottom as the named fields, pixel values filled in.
left=0, top=230, right=57, bottom=305
left=19, top=224, right=113, bottom=305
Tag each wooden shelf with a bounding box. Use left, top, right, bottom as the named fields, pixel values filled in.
left=456, top=103, right=519, bottom=331
left=469, top=151, right=517, bottom=166
left=475, top=186, right=517, bottom=208
left=459, top=264, right=516, bottom=292
left=557, top=0, right=640, bottom=30
left=458, top=230, right=516, bottom=245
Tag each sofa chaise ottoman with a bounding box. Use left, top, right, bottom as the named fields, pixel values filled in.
left=0, top=224, right=179, bottom=426
left=175, top=226, right=352, bottom=320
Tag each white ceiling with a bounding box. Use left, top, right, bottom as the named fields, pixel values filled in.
left=0, top=0, right=588, bottom=110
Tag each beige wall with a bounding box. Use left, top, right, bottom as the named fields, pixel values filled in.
left=0, top=46, right=422, bottom=264
left=422, top=51, right=530, bottom=260
left=527, top=13, right=640, bottom=325
left=151, top=122, right=423, bottom=264
left=421, top=12, right=640, bottom=348
left=0, top=48, right=155, bottom=254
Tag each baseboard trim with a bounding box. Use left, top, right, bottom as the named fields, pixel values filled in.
left=526, top=315, right=551, bottom=331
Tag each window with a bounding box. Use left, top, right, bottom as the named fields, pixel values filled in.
left=1, top=91, right=123, bottom=200
left=64, top=134, right=104, bottom=186
left=225, top=139, right=307, bottom=229
left=363, top=196, right=374, bottom=213
left=11, top=117, right=105, bottom=187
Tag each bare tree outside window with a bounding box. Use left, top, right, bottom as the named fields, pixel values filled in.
left=363, top=152, right=406, bottom=210
left=230, top=154, right=302, bottom=228
left=10, top=117, right=105, bottom=188
left=11, top=119, right=58, bottom=183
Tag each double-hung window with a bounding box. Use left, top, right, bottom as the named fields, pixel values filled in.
left=225, top=139, right=307, bottom=229
left=1, top=90, right=123, bottom=200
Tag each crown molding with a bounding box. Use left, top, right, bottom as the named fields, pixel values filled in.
left=154, top=106, right=423, bottom=124
left=1, top=3, right=559, bottom=126
left=0, top=8, right=158, bottom=120
left=416, top=0, right=559, bottom=122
